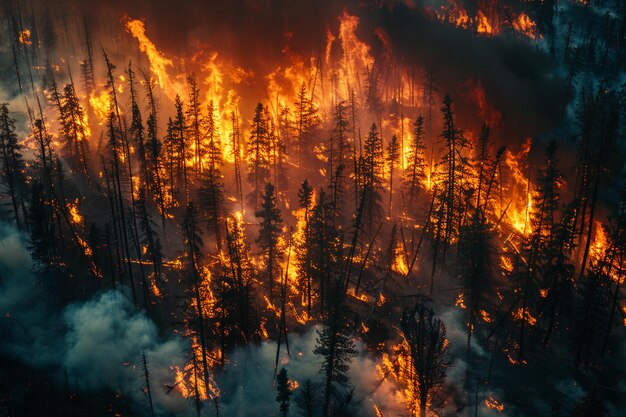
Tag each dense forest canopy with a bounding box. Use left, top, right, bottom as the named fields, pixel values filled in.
left=0, top=0, right=625, bottom=416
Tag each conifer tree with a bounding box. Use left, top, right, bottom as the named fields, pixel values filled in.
left=455, top=210, right=496, bottom=350
left=514, top=140, right=563, bottom=360
left=404, top=115, right=427, bottom=210
left=294, top=83, right=320, bottom=165
left=360, top=123, right=385, bottom=234
left=128, top=63, right=147, bottom=188
left=247, top=103, right=271, bottom=210
left=401, top=302, right=453, bottom=417
left=297, top=179, right=314, bottom=314
left=173, top=95, right=189, bottom=199
left=0, top=103, right=26, bottom=229
left=256, top=182, right=284, bottom=299
left=136, top=186, right=163, bottom=283
left=181, top=202, right=212, bottom=392
left=314, top=281, right=357, bottom=416
left=275, top=367, right=292, bottom=417
left=430, top=94, right=470, bottom=288
left=386, top=134, right=400, bottom=217
left=144, top=113, right=167, bottom=226
left=186, top=74, right=204, bottom=178
left=221, top=211, right=257, bottom=345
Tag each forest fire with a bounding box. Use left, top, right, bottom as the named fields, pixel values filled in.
left=1, top=0, right=625, bottom=416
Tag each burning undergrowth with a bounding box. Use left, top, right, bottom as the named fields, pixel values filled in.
left=1, top=0, right=625, bottom=416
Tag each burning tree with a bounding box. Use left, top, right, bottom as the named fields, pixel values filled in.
left=455, top=209, right=497, bottom=351
left=2, top=3, right=626, bottom=416
left=429, top=94, right=471, bottom=289
left=400, top=301, right=453, bottom=417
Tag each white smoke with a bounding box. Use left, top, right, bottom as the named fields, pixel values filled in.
left=62, top=291, right=189, bottom=415
left=217, top=327, right=406, bottom=417
left=0, top=221, right=189, bottom=416
left=0, top=220, right=406, bottom=417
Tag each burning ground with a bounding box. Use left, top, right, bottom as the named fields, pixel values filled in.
left=0, top=0, right=625, bottom=416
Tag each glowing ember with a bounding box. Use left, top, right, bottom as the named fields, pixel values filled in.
left=18, top=29, right=32, bottom=45
left=485, top=396, right=505, bottom=412
left=68, top=199, right=83, bottom=224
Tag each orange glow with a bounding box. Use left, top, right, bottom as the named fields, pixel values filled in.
left=336, top=10, right=375, bottom=100
left=174, top=337, right=221, bottom=400
left=347, top=287, right=370, bottom=303
left=18, top=29, right=32, bottom=46
left=456, top=292, right=466, bottom=309
left=76, top=236, right=93, bottom=257
left=88, top=90, right=111, bottom=124
left=476, top=11, right=494, bottom=36
left=513, top=307, right=537, bottom=326
left=504, top=138, right=533, bottom=235
left=485, top=396, right=505, bottom=412
left=124, top=18, right=183, bottom=100
left=68, top=199, right=83, bottom=224
left=480, top=309, right=492, bottom=323
left=513, top=13, right=539, bottom=39
left=590, top=221, right=608, bottom=261
left=149, top=273, right=162, bottom=298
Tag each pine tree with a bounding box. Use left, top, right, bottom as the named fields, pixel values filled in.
left=275, top=367, right=292, bottom=417
left=330, top=101, right=351, bottom=181
left=314, top=282, right=357, bottom=417
left=27, top=180, right=56, bottom=271
left=136, top=187, right=163, bottom=284
left=537, top=204, right=576, bottom=347
left=256, top=182, right=284, bottom=299
left=513, top=140, right=563, bottom=360
left=430, top=94, right=470, bottom=289
left=309, top=189, right=342, bottom=313
left=144, top=113, right=167, bottom=226
left=400, top=302, right=453, bottom=417
left=329, top=101, right=351, bottom=221
left=455, top=210, right=496, bottom=350
left=295, top=380, right=321, bottom=417
left=105, top=111, right=138, bottom=307
left=365, top=67, right=382, bottom=116
left=0, top=103, right=26, bottom=229
left=49, top=80, right=90, bottom=179
left=173, top=95, right=189, bottom=199
left=181, top=202, right=212, bottom=392
left=404, top=115, right=427, bottom=210
left=360, top=123, right=385, bottom=235
left=221, top=211, right=257, bottom=345
left=573, top=88, right=620, bottom=283
left=247, top=103, right=271, bottom=210
left=230, top=110, right=245, bottom=213
left=386, top=134, right=400, bottom=217
left=294, top=83, right=320, bottom=165
left=186, top=74, right=204, bottom=178
left=574, top=249, right=612, bottom=366
left=205, top=100, right=222, bottom=173
left=268, top=106, right=288, bottom=195
left=198, top=160, right=225, bottom=252
left=163, top=118, right=179, bottom=202
left=128, top=63, right=147, bottom=189
left=297, top=179, right=314, bottom=315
